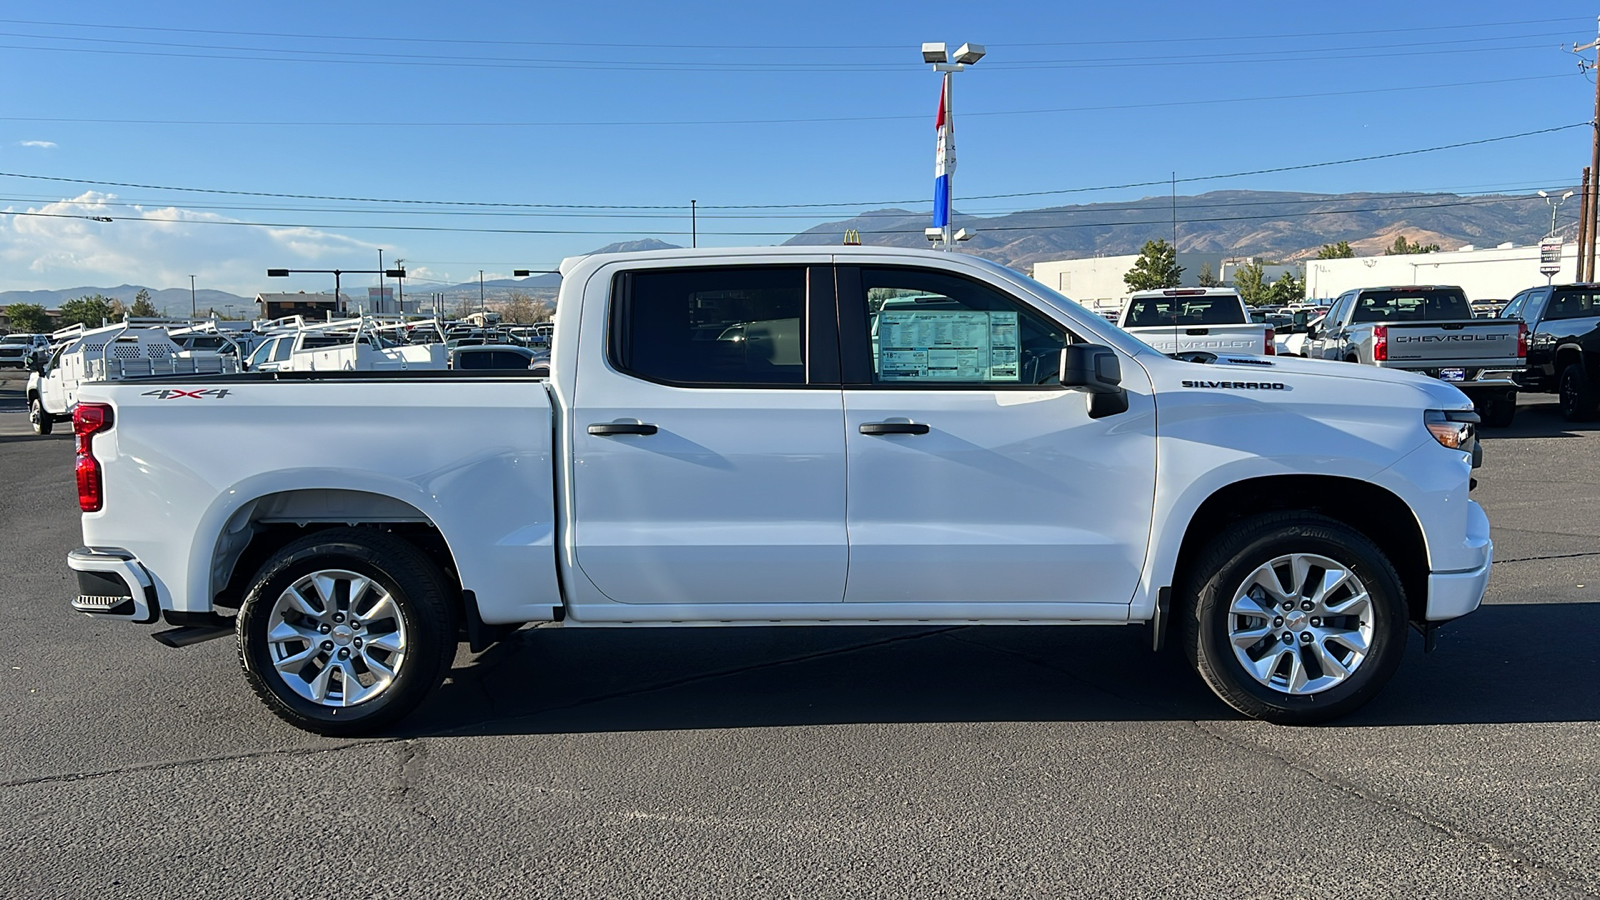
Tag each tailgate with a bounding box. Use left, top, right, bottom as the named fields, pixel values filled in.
left=1383, top=320, right=1521, bottom=367
left=1127, top=324, right=1267, bottom=355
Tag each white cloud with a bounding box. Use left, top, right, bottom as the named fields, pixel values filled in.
left=16, top=140, right=57, bottom=149
left=0, top=192, right=386, bottom=295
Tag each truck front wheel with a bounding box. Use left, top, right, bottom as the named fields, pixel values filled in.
left=237, top=528, right=456, bottom=736
left=29, top=397, right=51, bottom=435
left=1179, top=513, right=1407, bottom=725
left=1479, top=390, right=1517, bottom=428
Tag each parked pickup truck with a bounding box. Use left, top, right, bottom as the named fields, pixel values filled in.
left=65, top=247, right=1490, bottom=734
left=1119, top=288, right=1274, bottom=356
left=1501, top=283, right=1600, bottom=421
left=1306, top=285, right=1525, bottom=426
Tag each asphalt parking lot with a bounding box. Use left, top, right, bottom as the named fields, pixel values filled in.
left=0, top=371, right=1596, bottom=899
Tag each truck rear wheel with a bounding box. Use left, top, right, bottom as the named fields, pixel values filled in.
left=1559, top=363, right=1599, bottom=422
left=1178, top=513, right=1407, bottom=725
left=29, top=397, right=51, bottom=435
left=237, top=528, right=456, bottom=736
left=1479, top=390, right=1517, bottom=428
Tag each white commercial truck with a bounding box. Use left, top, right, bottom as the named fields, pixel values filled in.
left=64, top=247, right=1490, bottom=734
left=1119, top=288, right=1274, bottom=356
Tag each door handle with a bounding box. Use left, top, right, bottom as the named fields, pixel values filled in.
left=588, top=423, right=658, bottom=436
left=859, top=422, right=930, bottom=436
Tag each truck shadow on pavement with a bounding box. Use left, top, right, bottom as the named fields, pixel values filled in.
left=403, top=601, right=1598, bottom=737
left=1486, top=400, right=1600, bottom=440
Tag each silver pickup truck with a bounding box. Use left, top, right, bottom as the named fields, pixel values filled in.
left=1307, top=285, right=1525, bottom=426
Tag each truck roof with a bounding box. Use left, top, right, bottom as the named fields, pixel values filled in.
left=559, top=244, right=1018, bottom=276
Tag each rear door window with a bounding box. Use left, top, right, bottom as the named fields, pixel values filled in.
left=1543, top=289, right=1600, bottom=320
left=610, top=266, right=808, bottom=387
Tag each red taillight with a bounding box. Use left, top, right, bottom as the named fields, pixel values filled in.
left=1517, top=322, right=1528, bottom=359
left=74, top=403, right=113, bottom=513
left=1264, top=327, right=1276, bottom=355
left=1373, top=325, right=1388, bottom=361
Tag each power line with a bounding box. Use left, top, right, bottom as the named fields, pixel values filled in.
left=1, top=122, right=1583, bottom=214
left=0, top=15, right=1580, bottom=51
left=0, top=74, right=1566, bottom=129
left=0, top=193, right=1552, bottom=238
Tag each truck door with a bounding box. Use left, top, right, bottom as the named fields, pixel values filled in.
left=835, top=265, right=1156, bottom=610
left=568, top=263, right=847, bottom=605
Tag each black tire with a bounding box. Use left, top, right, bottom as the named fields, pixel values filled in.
left=1558, top=363, right=1599, bottom=422
left=1178, top=512, right=1408, bottom=725
left=29, top=397, right=51, bottom=435
left=237, top=527, right=456, bottom=736
left=1479, top=390, right=1517, bottom=428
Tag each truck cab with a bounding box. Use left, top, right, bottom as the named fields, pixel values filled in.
left=1502, top=284, right=1600, bottom=420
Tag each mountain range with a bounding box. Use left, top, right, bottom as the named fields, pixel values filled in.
left=0, top=191, right=1563, bottom=314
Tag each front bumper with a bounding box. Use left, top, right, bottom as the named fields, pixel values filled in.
left=1424, top=500, right=1493, bottom=621
left=67, top=547, right=160, bottom=624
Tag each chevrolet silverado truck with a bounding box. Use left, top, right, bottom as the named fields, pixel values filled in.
left=1119, top=288, right=1274, bottom=356
left=64, top=247, right=1490, bottom=734
left=1501, top=283, right=1600, bottom=421
left=1306, top=285, right=1525, bottom=426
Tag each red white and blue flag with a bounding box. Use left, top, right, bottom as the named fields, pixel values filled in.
left=933, top=76, right=955, bottom=229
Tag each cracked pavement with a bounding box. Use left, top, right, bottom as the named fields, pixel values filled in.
left=1, top=379, right=1596, bottom=899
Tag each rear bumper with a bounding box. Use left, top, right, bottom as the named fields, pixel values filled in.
left=1424, top=501, right=1493, bottom=622
left=66, top=547, right=160, bottom=624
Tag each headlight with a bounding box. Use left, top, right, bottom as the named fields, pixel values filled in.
left=1424, top=409, right=1479, bottom=450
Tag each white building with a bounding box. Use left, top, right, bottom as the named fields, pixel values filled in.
left=1029, top=253, right=1295, bottom=314
left=1304, top=242, right=1577, bottom=303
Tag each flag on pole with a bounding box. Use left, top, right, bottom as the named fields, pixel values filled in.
left=933, top=75, right=955, bottom=229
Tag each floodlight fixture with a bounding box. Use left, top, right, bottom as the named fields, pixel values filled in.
left=1539, top=190, right=1549, bottom=198
left=954, top=228, right=973, bottom=242
left=921, top=42, right=948, bottom=64
left=925, top=227, right=944, bottom=242
left=1564, top=190, right=1576, bottom=200
left=953, top=43, right=985, bottom=65
left=267, top=269, right=290, bottom=277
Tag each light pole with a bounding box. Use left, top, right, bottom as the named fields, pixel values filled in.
left=921, top=41, right=984, bottom=251
left=1539, top=189, right=1576, bottom=238
left=267, top=266, right=405, bottom=317
left=189, top=275, right=196, bottom=317
left=479, top=270, right=485, bottom=313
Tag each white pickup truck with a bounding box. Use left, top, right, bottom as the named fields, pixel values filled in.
left=65, top=247, right=1491, bottom=734
left=1119, top=288, right=1274, bottom=356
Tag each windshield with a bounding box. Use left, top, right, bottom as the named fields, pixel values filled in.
left=1124, top=295, right=1245, bottom=327
left=1, top=335, right=31, bottom=345
left=1350, top=289, right=1471, bottom=322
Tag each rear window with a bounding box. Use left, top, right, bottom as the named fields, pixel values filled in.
left=1544, top=289, right=1600, bottom=321
left=1124, top=295, right=1245, bottom=327
left=1350, top=289, right=1471, bottom=322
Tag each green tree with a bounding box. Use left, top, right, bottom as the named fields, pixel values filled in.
left=1123, top=239, right=1184, bottom=292
left=1384, top=235, right=1439, bottom=255
left=1316, top=241, right=1355, bottom=259
left=1267, top=272, right=1305, bottom=306
left=5, top=303, right=51, bottom=333
left=129, top=288, right=159, bottom=318
left=1197, top=261, right=1222, bottom=287
left=1233, top=260, right=1267, bottom=306
left=57, top=294, right=118, bottom=328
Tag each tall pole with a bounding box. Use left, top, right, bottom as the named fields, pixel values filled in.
left=691, top=199, right=697, bottom=248
left=189, top=275, right=196, bottom=317
left=942, top=70, right=954, bottom=250
left=334, top=270, right=342, bottom=317
left=1579, top=168, right=1591, bottom=282
left=479, top=271, right=485, bottom=313
left=378, top=249, right=384, bottom=315
left=1581, top=17, right=1600, bottom=282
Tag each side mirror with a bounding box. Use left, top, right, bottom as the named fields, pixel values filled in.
left=26, top=352, right=46, bottom=374
left=1059, top=344, right=1129, bottom=419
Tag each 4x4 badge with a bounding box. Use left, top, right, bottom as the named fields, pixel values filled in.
left=140, top=388, right=232, bottom=399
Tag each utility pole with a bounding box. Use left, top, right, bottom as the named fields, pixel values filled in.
left=691, top=199, right=697, bottom=248
left=1580, top=168, right=1591, bottom=281
left=1577, top=18, right=1600, bottom=281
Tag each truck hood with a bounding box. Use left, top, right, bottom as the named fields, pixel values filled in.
left=1151, top=351, right=1474, bottom=409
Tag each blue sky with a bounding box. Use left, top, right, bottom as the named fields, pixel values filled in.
left=2, top=0, right=1598, bottom=295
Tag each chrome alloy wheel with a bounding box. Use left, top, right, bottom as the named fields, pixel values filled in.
left=265, top=569, right=408, bottom=707
left=1227, top=553, right=1373, bottom=696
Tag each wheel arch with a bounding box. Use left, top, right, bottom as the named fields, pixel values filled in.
left=208, top=487, right=464, bottom=614
left=1171, top=475, right=1429, bottom=625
